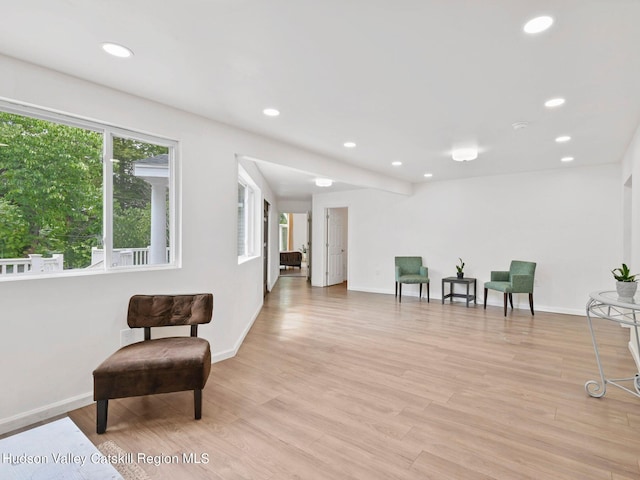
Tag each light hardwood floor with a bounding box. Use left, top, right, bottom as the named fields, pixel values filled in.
left=69, top=277, right=640, bottom=479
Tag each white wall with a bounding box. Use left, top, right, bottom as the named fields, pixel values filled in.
left=278, top=199, right=311, bottom=214
left=291, top=213, right=308, bottom=254
left=312, top=165, right=621, bottom=315
left=0, top=54, right=338, bottom=433
left=622, top=122, right=640, bottom=270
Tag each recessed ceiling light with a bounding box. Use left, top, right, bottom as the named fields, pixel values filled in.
left=545, top=97, right=565, bottom=108
left=561, top=156, right=574, bottom=163
left=512, top=122, right=529, bottom=130
left=424, top=173, right=433, bottom=178
left=263, top=108, right=280, bottom=117
left=452, top=148, right=478, bottom=162
left=315, top=178, right=333, bottom=187
left=102, top=42, right=133, bottom=58
left=555, top=135, right=571, bottom=143
left=343, top=141, right=356, bottom=148
left=391, top=161, right=402, bottom=166
left=524, top=16, right=554, bottom=34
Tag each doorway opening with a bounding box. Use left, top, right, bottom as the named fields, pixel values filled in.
left=263, top=200, right=270, bottom=297
left=279, top=212, right=309, bottom=279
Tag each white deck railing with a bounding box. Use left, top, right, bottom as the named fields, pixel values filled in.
left=91, top=247, right=170, bottom=267
left=0, top=247, right=171, bottom=276
left=0, top=254, right=64, bottom=276
left=91, top=247, right=149, bottom=267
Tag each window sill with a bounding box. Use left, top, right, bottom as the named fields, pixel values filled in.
left=0, top=263, right=180, bottom=283
left=237, top=255, right=260, bottom=266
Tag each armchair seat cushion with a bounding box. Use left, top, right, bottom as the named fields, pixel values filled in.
left=484, top=281, right=513, bottom=293
left=93, top=337, right=211, bottom=401
left=398, top=274, right=429, bottom=284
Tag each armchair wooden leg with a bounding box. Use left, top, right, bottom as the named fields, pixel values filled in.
left=419, top=283, right=423, bottom=300
left=399, top=283, right=402, bottom=303
left=395, top=282, right=398, bottom=298
left=427, top=282, right=430, bottom=303
left=484, top=288, right=488, bottom=309
left=529, top=293, right=535, bottom=316
left=97, top=399, right=108, bottom=434
left=503, top=293, right=508, bottom=316
left=194, top=389, right=202, bottom=420
left=509, top=293, right=514, bottom=309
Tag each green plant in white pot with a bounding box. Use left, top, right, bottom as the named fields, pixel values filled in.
left=612, top=263, right=638, bottom=299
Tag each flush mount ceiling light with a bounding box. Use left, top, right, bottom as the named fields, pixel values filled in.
left=424, top=173, right=433, bottom=178
left=315, top=178, right=333, bottom=187
left=524, top=15, right=554, bottom=34
left=391, top=161, right=402, bottom=166
left=102, top=42, right=133, bottom=58
left=545, top=97, right=565, bottom=108
left=452, top=148, right=478, bottom=162
left=263, top=108, right=280, bottom=117
left=343, top=141, right=356, bottom=148
left=555, top=135, right=571, bottom=143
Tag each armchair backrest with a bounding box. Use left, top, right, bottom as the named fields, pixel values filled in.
left=509, top=260, right=536, bottom=277
left=395, top=256, right=423, bottom=275
left=509, top=261, right=536, bottom=293
left=127, top=294, right=214, bottom=329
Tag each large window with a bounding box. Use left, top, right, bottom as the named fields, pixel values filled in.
left=0, top=102, right=177, bottom=278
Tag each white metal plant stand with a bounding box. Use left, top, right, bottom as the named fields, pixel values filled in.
left=585, top=290, right=640, bottom=398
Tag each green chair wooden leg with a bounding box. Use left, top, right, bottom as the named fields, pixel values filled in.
left=503, top=293, right=508, bottom=316
left=529, top=293, right=535, bottom=315
left=484, top=288, right=488, bottom=309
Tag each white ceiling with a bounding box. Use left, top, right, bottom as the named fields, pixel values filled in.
left=250, top=160, right=363, bottom=201
left=1, top=0, right=639, bottom=200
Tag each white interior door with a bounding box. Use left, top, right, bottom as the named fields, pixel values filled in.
left=326, top=208, right=346, bottom=286
left=307, top=211, right=312, bottom=281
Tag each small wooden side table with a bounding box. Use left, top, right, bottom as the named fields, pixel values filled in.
left=442, top=277, right=477, bottom=307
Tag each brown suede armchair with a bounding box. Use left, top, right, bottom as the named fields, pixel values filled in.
left=93, top=293, right=213, bottom=434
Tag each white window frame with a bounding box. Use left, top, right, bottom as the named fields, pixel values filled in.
left=237, top=165, right=260, bottom=263
left=0, top=99, right=180, bottom=281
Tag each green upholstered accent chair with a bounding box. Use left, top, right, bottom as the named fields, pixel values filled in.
left=395, top=256, right=429, bottom=303
left=484, top=260, right=536, bottom=316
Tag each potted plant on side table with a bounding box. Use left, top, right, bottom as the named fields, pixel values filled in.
left=612, top=263, right=638, bottom=299
left=456, top=258, right=465, bottom=279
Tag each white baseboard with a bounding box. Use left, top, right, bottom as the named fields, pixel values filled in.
left=347, top=285, right=394, bottom=295
left=0, top=392, right=93, bottom=436
left=211, top=302, right=262, bottom=363
left=348, top=285, right=585, bottom=317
